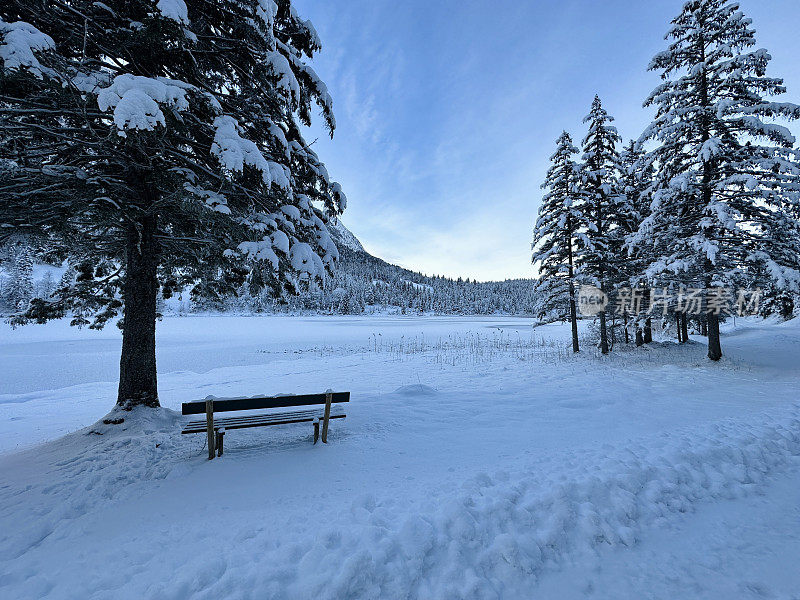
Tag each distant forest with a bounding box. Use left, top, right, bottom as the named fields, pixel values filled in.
left=0, top=231, right=545, bottom=318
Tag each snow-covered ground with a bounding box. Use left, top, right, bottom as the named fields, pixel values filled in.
left=0, top=315, right=798, bottom=599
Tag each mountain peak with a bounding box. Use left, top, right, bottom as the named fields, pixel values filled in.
left=329, top=219, right=365, bottom=253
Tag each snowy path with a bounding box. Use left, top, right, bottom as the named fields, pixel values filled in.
left=0, top=316, right=798, bottom=598
left=535, top=464, right=800, bottom=599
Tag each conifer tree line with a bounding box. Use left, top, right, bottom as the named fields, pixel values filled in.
left=0, top=0, right=345, bottom=411
left=194, top=246, right=543, bottom=315
left=0, top=238, right=544, bottom=316
left=532, top=0, right=800, bottom=360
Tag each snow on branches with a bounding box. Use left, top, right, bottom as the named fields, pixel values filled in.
left=0, top=18, right=54, bottom=78
left=155, top=0, right=189, bottom=25
left=97, top=75, right=191, bottom=136
left=211, top=116, right=291, bottom=190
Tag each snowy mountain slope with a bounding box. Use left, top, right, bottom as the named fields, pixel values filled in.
left=328, top=218, right=365, bottom=252
left=319, top=223, right=539, bottom=314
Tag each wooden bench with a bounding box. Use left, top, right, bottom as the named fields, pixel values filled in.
left=181, top=391, right=349, bottom=459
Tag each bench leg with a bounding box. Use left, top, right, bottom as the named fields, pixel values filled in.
left=313, top=421, right=319, bottom=445
left=216, top=431, right=225, bottom=457
left=206, top=398, right=215, bottom=460
left=322, top=391, right=332, bottom=444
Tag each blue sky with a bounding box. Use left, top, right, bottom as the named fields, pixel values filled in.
left=296, top=0, right=800, bottom=281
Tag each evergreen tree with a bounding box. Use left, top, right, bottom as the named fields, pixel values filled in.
left=530, top=276, right=570, bottom=322
left=618, top=141, right=655, bottom=268
left=532, top=131, right=584, bottom=352
left=6, top=244, right=33, bottom=310
left=758, top=286, right=796, bottom=320
left=36, top=268, right=56, bottom=300
left=0, top=0, right=345, bottom=409
left=636, top=0, right=800, bottom=360
left=618, top=140, right=653, bottom=344
left=577, top=96, right=623, bottom=354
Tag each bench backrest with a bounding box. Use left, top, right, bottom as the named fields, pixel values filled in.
left=181, top=392, right=350, bottom=415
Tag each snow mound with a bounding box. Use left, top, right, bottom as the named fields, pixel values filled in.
left=92, top=404, right=181, bottom=436
left=0, top=406, right=183, bottom=563
left=393, top=384, right=438, bottom=396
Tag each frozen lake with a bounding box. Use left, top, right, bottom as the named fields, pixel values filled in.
left=0, top=315, right=543, bottom=395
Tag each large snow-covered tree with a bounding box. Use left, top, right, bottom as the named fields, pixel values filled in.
left=577, top=95, right=623, bottom=354
left=0, top=0, right=345, bottom=409
left=532, top=131, right=584, bottom=353
left=635, top=0, right=800, bottom=360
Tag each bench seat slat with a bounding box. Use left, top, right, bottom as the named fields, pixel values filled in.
left=184, top=408, right=340, bottom=428
left=181, top=412, right=345, bottom=434
left=182, top=411, right=326, bottom=431
left=184, top=414, right=346, bottom=434
left=190, top=409, right=322, bottom=423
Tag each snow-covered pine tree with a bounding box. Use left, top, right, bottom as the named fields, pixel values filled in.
left=758, top=286, right=796, bottom=320
left=618, top=141, right=652, bottom=245
left=577, top=96, right=623, bottom=354
left=5, top=243, right=34, bottom=310
left=530, top=276, right=570, bottom=322
left=0, top=0, right=345, bottom=409
left=532, top=131, right=584, bottom=352
left=36, top=268, right=56, bottom=300
left=636, top=0, right=800, bottom=360
left=753, top=169, right=800, bottom=313
left=618, top=140, right=653, bottom=344
left=748, top=203, right=800, bottom=320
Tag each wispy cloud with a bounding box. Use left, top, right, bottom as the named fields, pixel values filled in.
left=297, top=0, right=800, bottom=281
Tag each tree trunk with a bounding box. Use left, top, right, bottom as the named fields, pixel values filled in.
left=569, top=283, right=580, bottom=353
left=781, top=296, right=794, bottom=320
left=698, top=29, right=721, bottom=362
left=593, top=190, right=608, bottom=355
left=609, top=314, right=616, bottom=351
left=599, top=311, right=609, bottom=354
left=635, top=326, right=644, bottom=347
left=566, top=216, right=579, bottom=353
left=117, top=213, right=160, bottom=408
left=707, top=311, right=722, bottom=361
left=623, top=311, right=630, bottom=344
left=644, top=318, right=652, bottom=344
left=681, top=312, right=689, bottom=343
left=701, top=317, right=708, bottom=337
left=676, top=313, right=683, bottom=343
